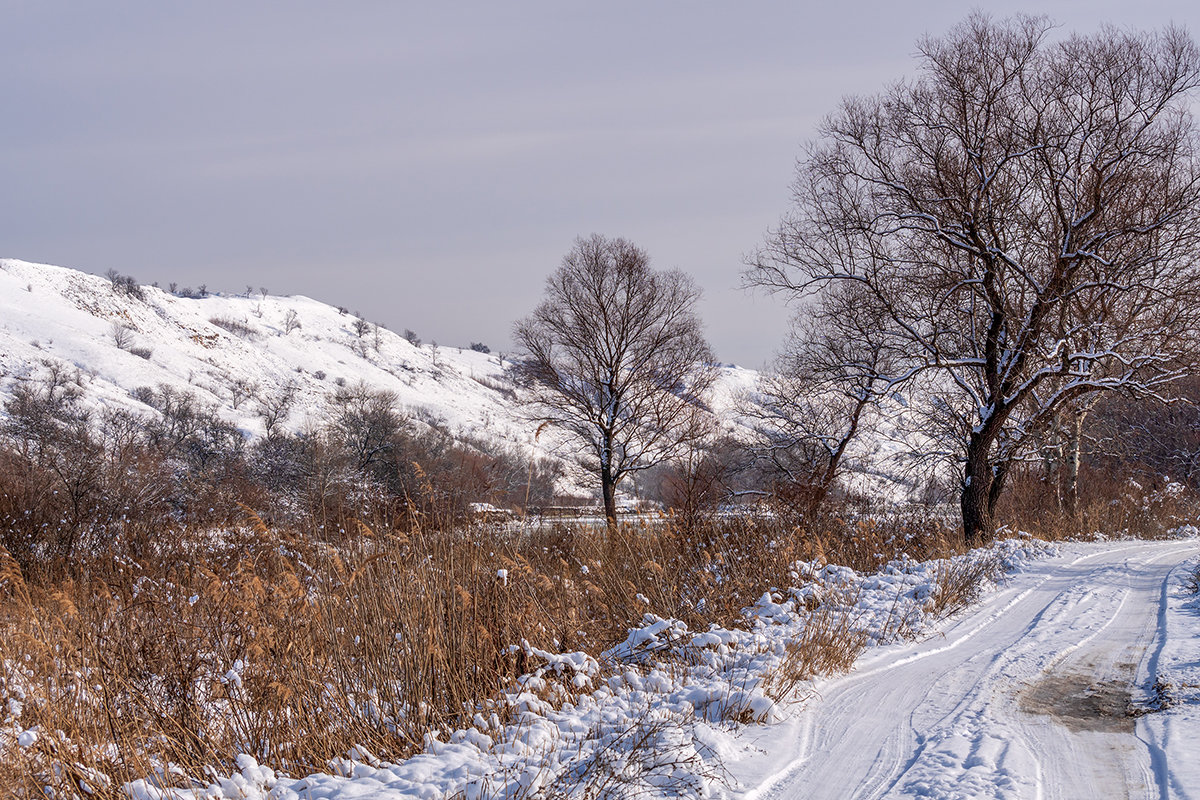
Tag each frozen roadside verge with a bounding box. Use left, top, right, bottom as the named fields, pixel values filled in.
left=1138, top=548, right=1200, bottom=797
left=726, top=536, right=1200, bottom=800
left=119, top=538, right=1055, bottom=800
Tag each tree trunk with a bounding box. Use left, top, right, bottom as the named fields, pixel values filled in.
left=961, top=437, right=995, bottom=548
left=811, top=393, right=866, bottom=519
left=988, top=459, right=1011, bottom=519
left=601, top=466, right=618, bottom=533
left=1064, top=409, right=1086, bottom=520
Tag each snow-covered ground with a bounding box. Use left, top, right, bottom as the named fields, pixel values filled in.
left=733, top=537, right=1200, bottom=800
left=7, top=258, right=1198, bottom=798
left=1141, top=541, right=1200, bottom=798
left=104, top=536, right=1200, bottom=800
left=0, top=259, right=524, bottom=446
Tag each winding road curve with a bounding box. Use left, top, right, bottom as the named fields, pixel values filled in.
left=733, top=540, right=1198, bottom=800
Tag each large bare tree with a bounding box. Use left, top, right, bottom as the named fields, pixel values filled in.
left=513, top=235, right=715, bottom=529
left=747, top=14, right=1200, bottom=545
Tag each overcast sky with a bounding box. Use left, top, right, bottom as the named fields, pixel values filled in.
left=4, top=2, right=1198, bottom=367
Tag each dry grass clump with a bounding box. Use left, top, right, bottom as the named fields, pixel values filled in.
left=764, top=603, right=870, bottom=701
left=1, top=523, right=588, bottom=794
left=926, top=551, right=1004, bottom=618
left=997, top=465, right=1200, bottom=541
left=208, top=316, right=261, bottom=340
left=798, top=512, right=963, bottom=573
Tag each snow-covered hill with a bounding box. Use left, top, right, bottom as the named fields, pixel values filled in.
left=0, top=258, right=759, bottom=498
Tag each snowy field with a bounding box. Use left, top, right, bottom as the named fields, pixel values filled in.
left=91, top=535, right=1198, bottom=799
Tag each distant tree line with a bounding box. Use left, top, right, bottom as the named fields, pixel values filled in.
left=0, top=364, right=560, bottom=573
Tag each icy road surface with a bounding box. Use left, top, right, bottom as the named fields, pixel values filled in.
left=732, top=539, right=1198, bottom=800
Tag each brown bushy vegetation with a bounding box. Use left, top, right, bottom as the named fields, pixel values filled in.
left=0, top=508, right=964, bottom=797
left=996, top=461, right=1200, bottom=541
left=0, top=368, right=988, bottom=795
left=0, top=368, right=560, bottom=577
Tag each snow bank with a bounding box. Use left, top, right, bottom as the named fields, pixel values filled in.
left=1139, top=551, right=1200, bottom=794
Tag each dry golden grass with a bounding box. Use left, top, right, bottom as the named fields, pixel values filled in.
left=997, top=465, right=1199, bottom=541
left=926, top=552, right=1003, bottom=618
left=0, top=509, right=967, bottom=796
left=5, top=491, right=1182, bottom=797
left=763, top=602, right=870, bottom=702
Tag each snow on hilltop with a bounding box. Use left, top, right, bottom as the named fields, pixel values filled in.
left=0, top=258, right=758, bottom=488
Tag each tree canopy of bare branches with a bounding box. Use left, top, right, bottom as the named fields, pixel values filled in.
left=513, top=234, right=715, bottom=529
left=746, top=13, right=1200, bottom=544
left=749, top=281, right=896, bottom=519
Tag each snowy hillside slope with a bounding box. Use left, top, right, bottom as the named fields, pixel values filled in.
left=0, top=258, right=759, bottom=499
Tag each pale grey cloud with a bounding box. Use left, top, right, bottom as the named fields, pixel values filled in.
left=3, top=1, right=1198, bottom=366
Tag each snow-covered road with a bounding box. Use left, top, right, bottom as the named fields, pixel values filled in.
left=732, top=539, right=1199, bottom=800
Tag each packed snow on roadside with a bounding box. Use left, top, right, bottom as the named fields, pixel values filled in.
left=1139, top=543, right=1200, bottom=793
left=114, top=538, right=1053, bottom=800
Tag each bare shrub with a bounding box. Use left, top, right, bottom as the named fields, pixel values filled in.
left=533, top=708, right=729, bottom=799
left=105, top=268, right=145, bottom=301
left=209, top=316, right=261, bottom=339
left=1, top=370, right=101, bottom=563
left=110, top=321, right=135, bottom=350
left=330, top=383, right=404, bottom=472
left=229, top=377, right=258, bottom=410
left=256, top=383, right=297, bottom=438
left=130, top=385, right=156, bottom=406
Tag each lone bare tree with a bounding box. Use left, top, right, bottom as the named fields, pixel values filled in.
left=513, top=234, right=716, bottom=530
left=747, top=14, right=1200, bottom=545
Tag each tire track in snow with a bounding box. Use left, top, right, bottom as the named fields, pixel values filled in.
left=1133, top=557, right=1197, bottom=800
left=746, top=544, right=1152, bottom=799
left=734, top=540, right=1197, bottom=800
left=999, top=544, right=1190, bottom=800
